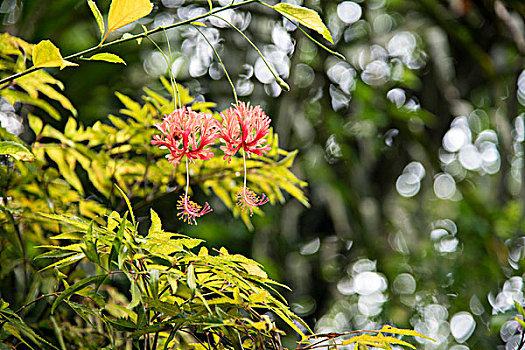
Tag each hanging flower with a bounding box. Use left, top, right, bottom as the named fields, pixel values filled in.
left=177, top=194, right=212, bottom=225
left=152, top=107, right=218, bottom=225
left=219, top=102, right=271, bottom=163
left=218, top=102, right=271, bottom=214
left=236, top=186, right=269, bottom=216
left=152, top=107, right=219, bottom=166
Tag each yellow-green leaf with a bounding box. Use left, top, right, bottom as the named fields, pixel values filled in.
left=149, top=209, right=162, bottom=235
left=32, top=40, right=78, bottom=70
left=272, top=3, right=333, bottom=44
left=0, top=141, right=34, bottom=161
left=378, top=325, right=435, bottom=341
left=28, top=114, right=43, bottom=135
left=241, top=262, right=268, bottom=279
left=128, top=281, right=141, bottom=309
left=87, top=0, right=105, bottom=41
left=187, top=264, right=196, bottom=293
left=249, top=290, right=269, bottom=303
left=104, top=0, right=153, bottom=42
left=84, top=53, right=126, bottom=65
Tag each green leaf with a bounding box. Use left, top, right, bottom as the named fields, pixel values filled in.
left=0, top=141, right=34, bottom=161
left=115, top=184, right=136, bottom=227
left=50, top=316, right=66, bottom=350
left=3, top=90, right=62, bottom=120
left=81, top=223, right=100, bottom=264
left=28, top=114, right=43, bottom=135
left=65, top=301, right=98, bottom=327
left=167, top=274, right=178, bottom=294
left=104, top=316, right=137, bottom=332
left=39, top=213, right=91, bottom=231
left=84, top=52, right=126, bottom=65
left=51, top=274, right=107, bottom=314
left=32, top=40, right=78, bottom=70
left=128, top=280, right=141, bottom=309
left=108, top=213, right=127, bottom=269
left=378, top=325, right=435, bottom=341
left=87, top=0, right=105, bottom=41
left=45, top=146, right=84, bottom=195
left=272, top=3, right=333, bottom=44
left=187, top=264, right=197, bottom=294
left=39, top=252, right=84, bottom=271
left=49, top=232, right=84, bottom=240
left=149, top=209, right=162, bottom=234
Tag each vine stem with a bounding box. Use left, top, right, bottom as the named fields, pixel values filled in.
left=0, top=0, right=258, bottom=86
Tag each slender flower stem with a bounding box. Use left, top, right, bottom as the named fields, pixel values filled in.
left=193, top=25, right=238, bottom=104
left=163, top=28, right=182, bottom=109
left=145, top=34, right=181, bottom=109
left=185, top=157, right=190, bottom=201
left=0, top=0, right=258, bottom=86
left=242, top=148, right=247, bottom=189
left=212, top=14, right=289, bottom=91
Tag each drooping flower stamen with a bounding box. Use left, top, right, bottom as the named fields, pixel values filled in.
left=176, top=194, right=212, bottom=225
left=236, top=186, right=269, bottom=216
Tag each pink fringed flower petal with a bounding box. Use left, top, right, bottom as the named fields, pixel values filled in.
left=152, top=107, right=219, bottom=166
left=219, top=102, right=271, bottom=162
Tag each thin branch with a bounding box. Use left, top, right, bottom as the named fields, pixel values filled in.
left=15, top=292, right=59, bottom=314
left=0, top=0, right=258, bottom=86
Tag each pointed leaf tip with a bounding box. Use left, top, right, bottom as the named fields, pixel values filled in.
left=85, top=53, right=126, bottom=65
left=33, top=40, right=78, bottom=70
left=87, top=0, right=105, bottom=41
left=272, top=3, right=333, bottom=44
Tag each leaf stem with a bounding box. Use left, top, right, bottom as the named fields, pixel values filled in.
left=0, top=0, right=258, bottom=86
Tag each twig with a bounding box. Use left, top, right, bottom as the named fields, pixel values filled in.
left=0, top=0, right=258, bottom=86
left=15, top=292, right=59, bottom=314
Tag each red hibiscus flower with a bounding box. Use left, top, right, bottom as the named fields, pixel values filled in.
left=152, top=107, right=219, bottom=166
left=219, top=102, right=271, bottom=162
